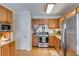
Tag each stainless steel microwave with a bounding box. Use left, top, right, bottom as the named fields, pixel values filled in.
left=0, top=23, right=11, bottom=31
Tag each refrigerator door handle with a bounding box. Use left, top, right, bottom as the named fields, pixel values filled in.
left=63, top=23, right=67, bottom=56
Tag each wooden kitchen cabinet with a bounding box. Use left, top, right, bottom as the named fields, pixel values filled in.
left=32, top=35, right=38, bottom=47
left=49, top=36, right=60, bottom=50
left=0, top=5, right=13, bottom=23
left=6, top=9, right=13, bottom=24
left=39, top=19, right=48, bottom=25
left=0, top=6, right=6, bottom=22
left=9, top=41, right=15, bottom=56
left=32, top=19, right=38, bottom=25
left=0, top=41, right=15, bottom=56
left=48, top=19, right=60, bottom=29
left=1, top=45, right=9, bottom=56
left=49, top=36, right=53, bottom=46
left=32, top=19, right=48, bottom=26
left=0, top=48, right=1, bottom=56
left=32, top=19, right=60, bottom=29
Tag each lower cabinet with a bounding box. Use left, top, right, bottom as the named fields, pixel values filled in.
left=1, top=45, right=9, bottom=56
left=32, top=35, right=38, bottom=47
left=9, top=41, right=15, bottom=56
left=0, top=41, right=15, bottom=56
left=49, top=36, right=60, bottom=50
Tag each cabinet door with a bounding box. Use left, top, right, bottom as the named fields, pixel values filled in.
left=39, top=19, right=48, bottom=25
left=32, top=35, right=38, bottom=46
left=49, top=36, right=53, bottom=46
left=55, top=19, right=60, bottom=28
left=9, top=41, right=15, bottom=56
left=48, top=19, right=60, bottom=29
left=0, top=6, right=6, bottom=22
left=48, top=19, right=54, bottom=29
left=0, top=48, right=1, bottom=56
left=32, top=19, right=39, bottom=25
left=6, top=9, right=13, bottom=24
left=52, top=36, right=60, bottom=49
left=32, top=19, right=48, bottom=25
left=1, top=45, right=9, bottom=56
left=49, top=36, right=60, bottom=49
left=49, top=36, right=56, bottom=46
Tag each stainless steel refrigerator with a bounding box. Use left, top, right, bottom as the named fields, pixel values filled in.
left=61, top=13, right=79, bottom=56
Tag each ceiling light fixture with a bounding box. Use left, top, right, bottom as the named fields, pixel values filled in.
left=46, top=3, right=55, bottom=14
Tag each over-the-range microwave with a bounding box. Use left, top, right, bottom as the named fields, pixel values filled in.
left=0, top=23, right=11, bottom=31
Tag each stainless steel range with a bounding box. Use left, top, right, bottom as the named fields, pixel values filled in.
left=36, top=25, right=49, bottom=47
left=38, top=35, right=49, bottom=47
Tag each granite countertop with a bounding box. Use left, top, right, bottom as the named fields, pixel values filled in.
left=0, top=39, right=15, bottom=47
left=49, top=33, right=61, bottom=40
left=54, top=35, right=61, bottom=40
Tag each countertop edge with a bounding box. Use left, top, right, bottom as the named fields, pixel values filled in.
left=0, top=40, right=15, bottom=48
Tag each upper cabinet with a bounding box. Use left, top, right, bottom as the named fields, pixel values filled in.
left=32, top=19, right=48, bottom=25
left=6, top=9, right=13, bottom=24
left=0, top=6, right=6, bottom=22
left=32, top=18, right=60, bottom=29
left=0, top=5, right=13, bottom=24
left=48, top=19, right=60, bottom=29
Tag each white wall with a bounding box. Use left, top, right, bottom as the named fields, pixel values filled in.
left=32, top=15, right=60, bottom=19
left=13, top=10, right=60, bottom=51
left=13, top=11, right=32, bottom=51
left=77, top=13, right=79, bottom=55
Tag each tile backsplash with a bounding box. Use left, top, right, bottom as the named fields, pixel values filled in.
left=48, top=29, right=61, bottom=36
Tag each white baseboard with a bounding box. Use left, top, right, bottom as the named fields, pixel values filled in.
left=26, top=47, right=32, bottom=51
left=16, top=47, right=32, bottom=51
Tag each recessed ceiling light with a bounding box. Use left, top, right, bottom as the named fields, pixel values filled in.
left=46, top=3, right=55, bottom=14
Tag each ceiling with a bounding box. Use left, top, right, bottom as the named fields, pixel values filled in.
left=0, top=3, right=79, bottom=17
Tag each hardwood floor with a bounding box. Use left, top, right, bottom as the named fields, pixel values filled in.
left=16, top=47, right=63, bottom=56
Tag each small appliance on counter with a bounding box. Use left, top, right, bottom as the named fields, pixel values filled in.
left=1, top=36, right=10, bottom=41
left=0, top=32, right=13, bottom=42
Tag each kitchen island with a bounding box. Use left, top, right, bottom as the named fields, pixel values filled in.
left=0, top=40, right=15, bottom=56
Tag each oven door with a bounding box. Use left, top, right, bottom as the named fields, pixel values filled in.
left=38, top=36, right=49, bottom=47
left=39, top=36, right=49, bottom=43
